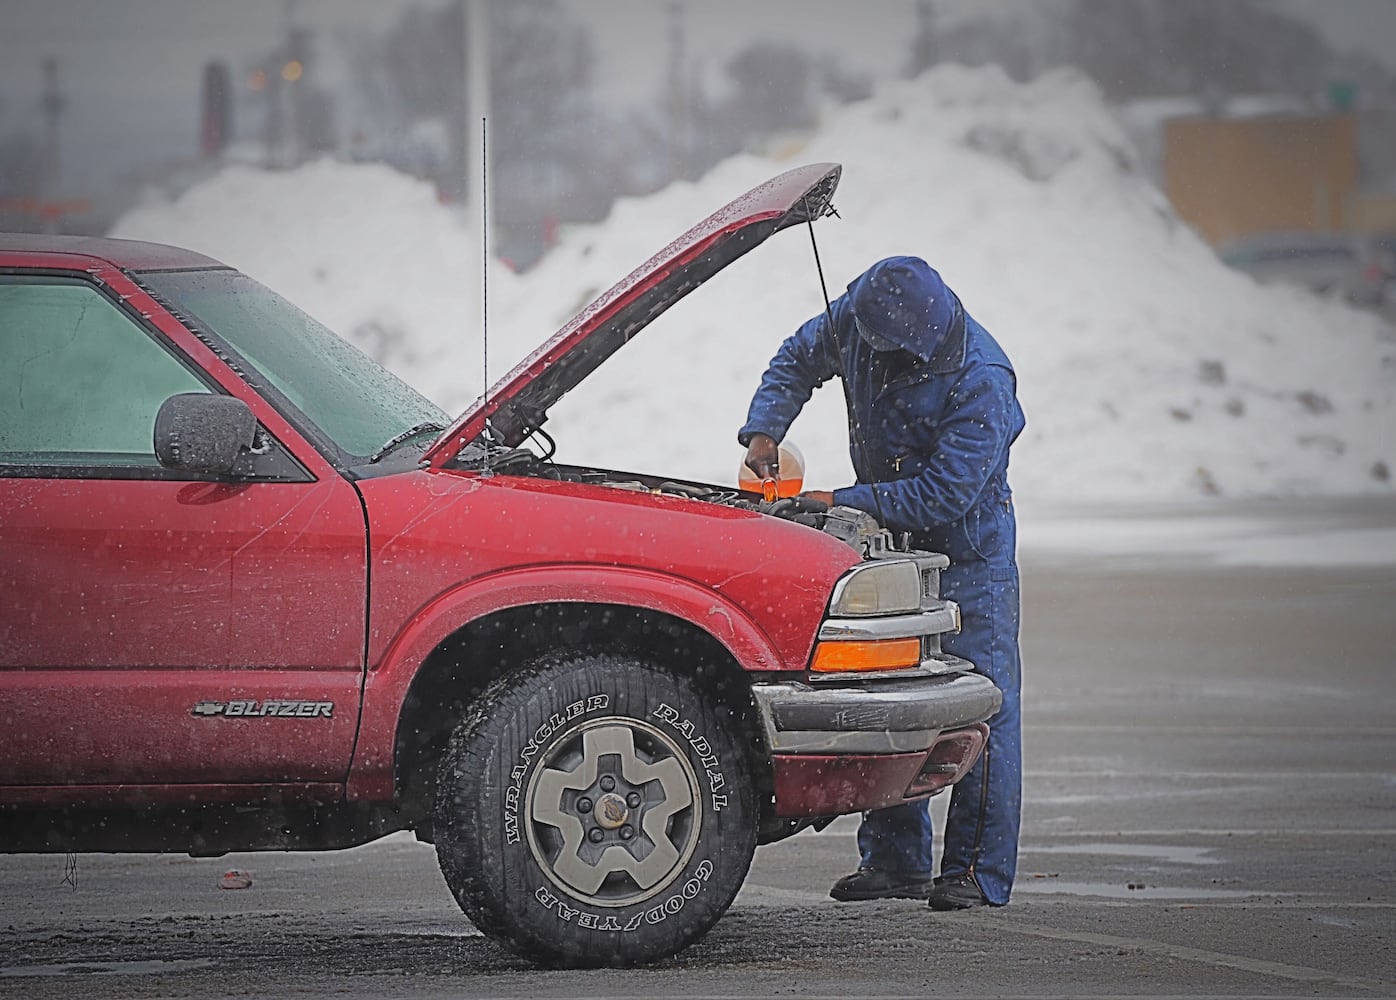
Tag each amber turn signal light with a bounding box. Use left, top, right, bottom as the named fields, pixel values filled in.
left=809, top=637, right=922, bottom=673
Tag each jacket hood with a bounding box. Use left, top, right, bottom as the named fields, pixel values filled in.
left=847, top=256, right=957, bottom=363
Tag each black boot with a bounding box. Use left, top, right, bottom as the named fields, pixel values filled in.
left=928, top=872, right=989, bottom=910
left=829, top=868, right=936, bottom=901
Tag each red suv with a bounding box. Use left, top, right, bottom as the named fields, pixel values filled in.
left=0, top=163, right=999, bottom=966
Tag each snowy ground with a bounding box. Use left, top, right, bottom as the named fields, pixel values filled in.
left=113, top=65, right=1396, bottom=515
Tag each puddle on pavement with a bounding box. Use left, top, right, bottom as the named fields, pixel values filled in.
left=1022, top=842, right=1220, bottom=865
left=1017, top=880, right=1274, bottom=900
left=1015, top=842, right=1274, bottom=899
left=0, top=958, right=214, bottom=978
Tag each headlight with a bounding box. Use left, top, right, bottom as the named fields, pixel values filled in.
left=828, top=560, right=922, bottom=617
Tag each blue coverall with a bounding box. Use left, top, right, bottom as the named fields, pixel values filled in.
left=738, top=256, right=1025, bottom=905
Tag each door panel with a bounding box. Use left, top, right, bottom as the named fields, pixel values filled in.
left=0, top=272, right=367, bottom=788
left=0, top=476, right=366, bottom=784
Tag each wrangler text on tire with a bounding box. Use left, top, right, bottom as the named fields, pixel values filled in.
left=433, top=651, right=757, bottom=967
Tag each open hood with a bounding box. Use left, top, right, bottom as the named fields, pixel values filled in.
left=423, top=162, right=841, bottom=469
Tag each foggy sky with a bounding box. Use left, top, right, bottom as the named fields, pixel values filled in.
left=1, top=0, right=1392, bottom=199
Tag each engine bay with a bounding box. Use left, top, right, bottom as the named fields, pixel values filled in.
left=450, top=438, right=913, bottom=559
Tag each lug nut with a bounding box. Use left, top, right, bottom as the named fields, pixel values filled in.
left=619, top=825, right=634, bottom=841
left=577, top=797, right=593, bottom=814
left=588, top=828, right=605, bottom=843
left=599, top=775, right=616, bottom=792
left=626, top=792, right=642, bottom=808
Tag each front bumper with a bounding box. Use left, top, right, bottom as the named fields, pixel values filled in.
left=751, top=672, right=1002, bottom=818
left=751, top=671, right=1001, bottom=754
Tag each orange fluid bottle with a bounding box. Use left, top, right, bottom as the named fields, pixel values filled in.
left=737, top=440, right=806, bottom=499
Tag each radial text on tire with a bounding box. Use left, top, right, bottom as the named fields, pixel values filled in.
left=433, top=651, right=758, bottom=967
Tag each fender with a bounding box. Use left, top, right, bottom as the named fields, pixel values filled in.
left=346, top=563, right=790, bottom=801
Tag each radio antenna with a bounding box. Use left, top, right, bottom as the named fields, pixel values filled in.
left=480, top=116, right=492, bottom=477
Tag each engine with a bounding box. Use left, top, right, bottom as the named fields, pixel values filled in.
left=452, top=440, right=914, bottom=559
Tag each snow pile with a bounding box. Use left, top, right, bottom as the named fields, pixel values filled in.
left=114, top=65, right=1396, bottom=503
left=113, top=160, right=509, bottom=409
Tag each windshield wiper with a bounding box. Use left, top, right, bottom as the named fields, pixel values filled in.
left=368, top=422, right=446, bottom=464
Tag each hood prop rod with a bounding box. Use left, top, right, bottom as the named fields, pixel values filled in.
left=802, top=197, right=890, bottom=530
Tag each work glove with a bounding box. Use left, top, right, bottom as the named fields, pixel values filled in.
left=743, top=433, right=780, bottom=480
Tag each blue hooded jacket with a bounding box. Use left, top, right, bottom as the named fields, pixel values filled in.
left=738, top=256, right=1025, bottom=567
left=741, top=258, right=1027, bottom=901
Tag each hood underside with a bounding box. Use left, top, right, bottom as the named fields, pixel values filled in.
left=424, top=162, right=841, bottom=467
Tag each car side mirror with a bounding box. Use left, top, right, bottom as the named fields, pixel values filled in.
left=154, top=393, right=257, bottom=475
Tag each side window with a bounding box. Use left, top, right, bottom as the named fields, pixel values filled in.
left=0, top=275, right=209, bottom=470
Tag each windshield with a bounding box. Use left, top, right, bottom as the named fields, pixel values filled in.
left=137, top=268, right=446, bottom=459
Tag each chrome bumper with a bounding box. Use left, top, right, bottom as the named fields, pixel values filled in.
left=750, top=671, right=1003, bottom=754
left=818, top=602, right=960, bottom=642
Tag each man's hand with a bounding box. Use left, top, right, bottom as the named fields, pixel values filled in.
left=744, top=433, right=781, bottom=480
left=801, top=490, right=835, bottom=507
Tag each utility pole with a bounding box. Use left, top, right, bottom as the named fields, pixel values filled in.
left=667, top=0, right=689, bottom=182
left=909, top=1, right=938, bottom=78
left=284, top=25, right=310, bottom=166
left=463, top=0, right=493, bottom=314
left=40, top=56, right=65, bottom=232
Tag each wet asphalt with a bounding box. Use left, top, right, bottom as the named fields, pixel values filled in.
left=2, top=499, right=1394, bottom=998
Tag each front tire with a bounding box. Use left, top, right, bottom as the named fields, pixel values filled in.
left=434, top=651, right=756, bottom=967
